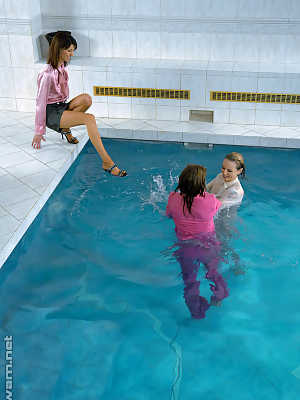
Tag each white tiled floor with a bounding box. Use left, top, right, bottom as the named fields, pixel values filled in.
left=0, top=110, right=300, bottom=267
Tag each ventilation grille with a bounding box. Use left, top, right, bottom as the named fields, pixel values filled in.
left=94, top=86, right=190, bottom=100
left=189, top=110, right=213, bottom=123
left=210, top=91, right=300, bottom=104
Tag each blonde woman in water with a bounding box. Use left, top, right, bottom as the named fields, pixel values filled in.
left=207, top=152, right=246, bottom=274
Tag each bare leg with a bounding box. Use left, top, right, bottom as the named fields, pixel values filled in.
left=60, top=109, right=125, bottom=175
left=61, top=94, right=92, bottom=138
left=68, top=93, right=92, bottom=113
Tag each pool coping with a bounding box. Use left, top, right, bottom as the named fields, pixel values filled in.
left=1, top=115, right=300, bottom=268
left=0, top=135, right=89, bottom=268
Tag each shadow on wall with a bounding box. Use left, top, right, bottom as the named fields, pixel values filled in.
left=38, top=31, right=90, bottom=59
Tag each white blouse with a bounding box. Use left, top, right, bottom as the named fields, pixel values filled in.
left=206, top=173, right=244, bottom=207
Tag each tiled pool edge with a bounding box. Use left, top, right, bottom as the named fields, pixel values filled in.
left=102, top=128, right=300, bottom=149
left=0, top=135, right=90, bottom=268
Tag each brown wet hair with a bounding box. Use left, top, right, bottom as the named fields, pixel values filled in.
left=175, top=164, right=207, bottom=215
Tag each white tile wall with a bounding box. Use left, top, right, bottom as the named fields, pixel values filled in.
left=156, top=105, right=180, bottom=121
left=87, top=0, right=111, bottom=16
left=233, top=34, right=260, bottom=62
left=41, top=0, right=87, bottom=17
left=230, top=109, right=256, bottom=125
left=237, top=0, right=260, bottom=19
left=131, top=72, right=156, bottom=91
left=90, top=102, right=109, bottom=118
left=255, top=110, right=281, bottom=126
left=213, top=109, right=230, bottom=124
left=10, top=35, right=35, bottom=66
left=0, top=0, right=6, bottom=18
left=136, top=32, right=160, bottom=59
left=5, top=0, right=32, bottom=19
left=111, top=0, right=136, bottom=15
left=257, top=76, right=287, bottom=93
left=289, top=0, right=300, bottom=19
left=68, top=70, right=84, bottom=100
left=161, top=0, right=185, bottom=17
left=0, top=68, right=15, bottom=98
left=89, top=31, right=113, bottom=58
left=160, top=33, right=185, bottom=60
left=13, top=68, right=37, bottom=99
left=0, top=36, right=10, bottom=66
left=231, top=72, right=258, bottom=91
left=112, top=31, right=136, bottom=58
left=211, top=34, right=235, bottom=61
left=281, top=111, right=300, bottom=126
left=285, top=36, right=300, bottom=64
left=184, top=33, right=211, bottom=61
left=259, top=35, right=287, bottom=63
left=256, top=0, right=290, bottom=19
left=136, top=0, right=160, bottom=16
left=131, top=104, right=156, bottom=120
left=181, top=73, right=206, bottom=107
left=83, top=70, right=107, bottom=102
left=108, top=102, right=131, bottom=119
left=180, top=107, right=191, bottom=121
left=208, top=0, right=239, bottom=19
left=107, top=71, right=133, bottom=88
left=184, top=0, right=211, bottom=18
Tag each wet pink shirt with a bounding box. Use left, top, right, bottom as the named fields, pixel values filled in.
left=166, top=191, right=222, bottom=240
left=35, top=64, right=69, bottom=135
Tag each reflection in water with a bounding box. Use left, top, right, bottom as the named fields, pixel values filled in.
left=173, top=235, right=229, bottom=319
left=215, top=205, right=245, bottom=275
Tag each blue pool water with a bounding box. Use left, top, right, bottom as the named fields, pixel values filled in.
left=1, top=139, right=300, bottom=399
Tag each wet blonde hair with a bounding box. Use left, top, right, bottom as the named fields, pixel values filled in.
left=225, top=152, right=246, bottom=178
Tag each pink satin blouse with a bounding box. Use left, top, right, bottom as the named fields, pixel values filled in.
left=35, top=64, right=69, bottom=135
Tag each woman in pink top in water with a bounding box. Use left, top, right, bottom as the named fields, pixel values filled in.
left=32, top=31, right=126, bottom=177
left=166, top=164, right=229, bottom=319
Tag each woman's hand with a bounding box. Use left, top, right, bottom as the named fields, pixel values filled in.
left=32, top=134, right=46, bottom=149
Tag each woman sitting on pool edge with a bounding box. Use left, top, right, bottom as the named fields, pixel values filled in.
left=32, top=31, right=126, bottom=177
left=166, top=164, right=229, bottom=319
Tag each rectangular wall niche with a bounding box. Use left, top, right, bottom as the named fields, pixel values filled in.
left=94, top=86, right=190, bottom=100
left=210, top=91, right=300, bottom=104
left=189, top=110, right=213, bottom=123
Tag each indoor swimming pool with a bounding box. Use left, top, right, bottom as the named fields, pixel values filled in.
left=0, top=139, right=300, bottom=400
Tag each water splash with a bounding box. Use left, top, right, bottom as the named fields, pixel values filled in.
left=141, top=171, right=178, bottom=214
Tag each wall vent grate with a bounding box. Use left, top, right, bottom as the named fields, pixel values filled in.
left=210, top=91, right=300, bottom=104
left=94, top=86, right=190, bottom=100
left=189, top=110, right=213, bottom=122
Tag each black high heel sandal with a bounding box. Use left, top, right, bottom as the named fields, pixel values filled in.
left=103, top=164, right=127, bottom=177
left=61, top=130, right=79, bottom=144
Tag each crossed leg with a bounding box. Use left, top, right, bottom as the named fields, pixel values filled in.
left=60, top=93, right=92, bottom=141
left=60, top=93, right=126, bottom=176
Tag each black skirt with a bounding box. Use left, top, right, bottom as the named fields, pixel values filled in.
left=46, top=101, right=70, bottom=133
